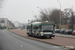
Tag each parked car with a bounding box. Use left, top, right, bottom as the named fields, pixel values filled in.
left=55, top=29, right=60, bottom=33
left=60, top=29, right=66, bottom=34
left=64, top=30, right=72, bottom=34
left=72, top=30, right=75, bottom=35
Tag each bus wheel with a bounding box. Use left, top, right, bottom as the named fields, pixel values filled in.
left=39, top=36, right=43, bottom=39
left=47, top=36, right=50, bottom=39
left=28, top=35, right=30, bottom=36
left=49, top=37, right=52, bottom=39
left=37, top=33, right=40, bottom=38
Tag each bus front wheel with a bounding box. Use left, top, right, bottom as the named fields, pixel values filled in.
left=49, top=37, right=52, bottom=39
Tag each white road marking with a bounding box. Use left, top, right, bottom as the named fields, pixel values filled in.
left=21, top=45, right=23, bottom=47
left=16, top=42, right=17, bottom=43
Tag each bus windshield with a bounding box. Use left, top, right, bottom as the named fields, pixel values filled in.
left=42, top=25, right=53, bottom=31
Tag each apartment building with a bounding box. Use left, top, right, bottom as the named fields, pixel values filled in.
left=0, top=18, right=14, bottom=29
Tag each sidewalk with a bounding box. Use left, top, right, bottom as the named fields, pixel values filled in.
left=9, top=29, right=75, bottom=49
left=55, top=33, right=75, bottom=39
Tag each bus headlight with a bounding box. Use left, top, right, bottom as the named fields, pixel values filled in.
left=41, top=32, right=43, bottom=36
left=53, top=34, right=55, bottom=35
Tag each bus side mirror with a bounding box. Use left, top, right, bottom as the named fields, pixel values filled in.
left=54, top=25, right=55, bottom=27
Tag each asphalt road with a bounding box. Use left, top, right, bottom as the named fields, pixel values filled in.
left=0, top=30, right=69, bottom=50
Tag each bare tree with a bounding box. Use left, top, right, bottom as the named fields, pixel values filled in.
left=49, top=9, right=61, bottom=24
left=39, top=9, right=49, bottom=21
left=39, top=8, right=64, bottom=24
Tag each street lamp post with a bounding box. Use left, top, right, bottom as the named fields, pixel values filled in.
left=57, top=0, right=61, bottom=31
left=71, top=7, right=74, bottom=31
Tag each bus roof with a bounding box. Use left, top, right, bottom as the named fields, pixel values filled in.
left=32, top=22, right=41, bottom=25
left=27, top=21, right=54, bottom=26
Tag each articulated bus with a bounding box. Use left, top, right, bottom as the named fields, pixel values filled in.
left=27, top=21, right=55, bottom=38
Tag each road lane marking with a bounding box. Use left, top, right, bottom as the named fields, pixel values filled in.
left=21, top=45, right=23, bottom=47
left=16, top=42, right=17, bottom=43
left=52, top=46, right=60, bottom=48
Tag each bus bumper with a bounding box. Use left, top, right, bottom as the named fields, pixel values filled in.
left=43, top=34, right=55, bottom=37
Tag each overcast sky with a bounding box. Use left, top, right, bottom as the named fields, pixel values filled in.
left=0, top=0, right=75, bottom=23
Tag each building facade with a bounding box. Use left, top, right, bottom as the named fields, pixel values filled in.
left=0, top=18, right=14, bottom=29
left=13, top=21, right=20, bottom=28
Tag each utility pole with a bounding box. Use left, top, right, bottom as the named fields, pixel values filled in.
left=71, top=6, right=73, bottom=31
left=72, top=11, right=73, bottom=31
left=57, top=0, right=61, bottom=31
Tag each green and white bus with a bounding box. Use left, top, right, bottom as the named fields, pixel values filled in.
left=27, top=21, right=55, bottom=38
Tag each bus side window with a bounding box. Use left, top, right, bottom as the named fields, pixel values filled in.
left=39, top=25, right=41, bottom=28
left=38, top=25, right=41, bottom=31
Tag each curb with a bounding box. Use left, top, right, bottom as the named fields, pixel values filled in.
left=55, top=33, right=75, bottom=39
left=56, top=35, right=75, bottom=39
left=9, top=30, right=75, bottom=50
